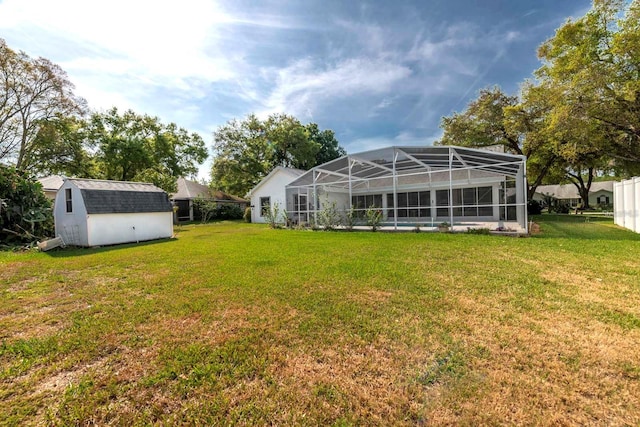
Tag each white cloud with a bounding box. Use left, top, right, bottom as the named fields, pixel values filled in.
left=260, top=57, right=412, bottom=118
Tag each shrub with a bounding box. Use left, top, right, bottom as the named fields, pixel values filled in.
left=466, top=227, right=491, bottom=235
left=192, top=198, right=244, bottom=222
left=318, top=199, right=342, bottom=230
left=365, top=206, right=382, bottom=232
left=343, top=206, right=356, bottom=231
left=263, top=202, right=282, bottom=229
left=243, top=207, right=252, bottom=223
left=0, top=166, right=53, bottom=246
left=552, top=203, right=570, bottom=214
left=527, top=199, right=542, bottom=215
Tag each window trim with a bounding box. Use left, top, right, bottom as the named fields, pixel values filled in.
left=260, top=196, right=271, bottom=217
left=65, top=188, right=73, bottom=213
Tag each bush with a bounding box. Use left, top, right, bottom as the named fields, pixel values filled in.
left=527, top=199, right=542, bottom=215
left=551, top=203, right=570, bottom=214
left=263, top=202, right=282, bottom=229
left=243, top=207, right=252, bottom=223
left=365, top=206, right=382, bottom=232
left=192, top=198, right=244, bottom=222
left=0, top=166, right=53, bottom=246
left=318, top=199, right=342, bottom=230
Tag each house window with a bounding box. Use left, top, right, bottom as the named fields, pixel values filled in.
left=65, top=188, right=73, bottom=213
left=438, top=186, right=493, bottom=218
left=387, top=191, right=430, bottom=218
left=260, top=197, right=270, bottom=217
left=351, top=194, right=382, bottom=218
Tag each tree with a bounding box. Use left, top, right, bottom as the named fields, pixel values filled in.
left=307, top=123, right=346, bottom=165
left=0, top=165, right=53, bottom=245
left=88, top=108, right=207, bottom=192
left=211, top=114, right=345, bottom=197
left=25, top=115, right=99, bottom=178
left=211, top=114, right=271, bottom=197
left=265, top=114, right=320, bottom=170
left=0, top=39, right=86, bottom=169
left=438, top=86, right=558, bottom=198
left=537, top=0, right=640, bottom=174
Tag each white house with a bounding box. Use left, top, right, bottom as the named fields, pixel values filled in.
left=285, top=146, right=529, bottom=232
left=37, top=175, right=64, bottom=201
left=54, top=178, right=173, bottom=247
left=533, top=181, right=614, bottom=207
left=247, top=167, right=305, bottom=223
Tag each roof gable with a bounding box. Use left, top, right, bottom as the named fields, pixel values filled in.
left=38, top=175, right=64, bottom=191
left=249, top=167, right=305, bottom=196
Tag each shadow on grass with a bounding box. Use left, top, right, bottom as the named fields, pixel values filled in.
left=532, top=214, right=640, bottom=241
left=44, top=237, right=177, bottom=258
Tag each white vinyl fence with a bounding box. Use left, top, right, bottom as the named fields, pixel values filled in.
left=614, top=177, right=640, bottom=233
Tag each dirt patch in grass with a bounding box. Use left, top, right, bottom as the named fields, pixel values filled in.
left=33, top=355, right=110, bottom=396
left=273, top=340, right=421, bottom=424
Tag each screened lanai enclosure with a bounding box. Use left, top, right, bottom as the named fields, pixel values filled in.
left=285, top=146, right=529, bottom=233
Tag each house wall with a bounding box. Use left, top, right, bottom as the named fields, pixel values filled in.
left=589, top=190, right=613, bottom=206
left=86, top=212, right=173, bottom=246
left=54, top=182, right=90, bottom=246
left=251, top=170, right=299, bottom=223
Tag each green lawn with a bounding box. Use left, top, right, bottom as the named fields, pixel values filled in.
left=1, top=216, right=639, bottom=425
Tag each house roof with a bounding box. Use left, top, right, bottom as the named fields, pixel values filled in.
left=535, top=181, right=615, bottom=199
left=248, top=166, right=306, bottom=197
left=172, top=177, right=247, bottom=202
left=38, top=175, right=64, bottom=192
left=66, top=178, right=172, bottom=214
left=287, top=146, right=525, bottom=189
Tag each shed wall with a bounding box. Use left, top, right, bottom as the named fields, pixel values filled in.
left=54, top=182, right=90, bottom=246
left=87, top=212, right=173, bottom=246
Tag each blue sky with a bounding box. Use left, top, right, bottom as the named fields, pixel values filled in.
left=0, top=0, right=591, bottom=179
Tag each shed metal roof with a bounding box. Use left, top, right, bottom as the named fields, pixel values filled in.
left=66, top=178, right=172, bottom=214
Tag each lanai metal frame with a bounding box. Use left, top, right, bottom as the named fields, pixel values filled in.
left=286, top=146, right=528, bottom=232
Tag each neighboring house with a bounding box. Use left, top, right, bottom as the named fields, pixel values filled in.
left=54, top=178, right=173, bottom=247
left=37, top=175, right=64, bottom=201
left=285, top=146, right=529, bottom=232
left=533, top=181, right=614, bottom=207
left=171, top=177, right=248, bottom=222
left=247, top=167, right=305, bottom=223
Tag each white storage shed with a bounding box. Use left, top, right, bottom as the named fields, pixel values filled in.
left=54, top=178, right=174, bottom=247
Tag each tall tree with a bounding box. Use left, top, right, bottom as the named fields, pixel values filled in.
left=88, top=108, right=207, bottom=193
left=537, top=0, right=640, bottom=173
left=307, top=123, right=346, bottom=165
left=0, top=39, right=86, bottom=168
left=438, top=86, right=558, bottom=198
left=210, top=114, right=270, bottom=197
left=25, top=115, right=99, bottom=178
left=211, top=114, right=345, bottom=197
left=265, top=114, right=320, bottom=170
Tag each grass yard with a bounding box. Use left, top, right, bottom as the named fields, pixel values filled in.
left=1, top=215, right=640, bottom=425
